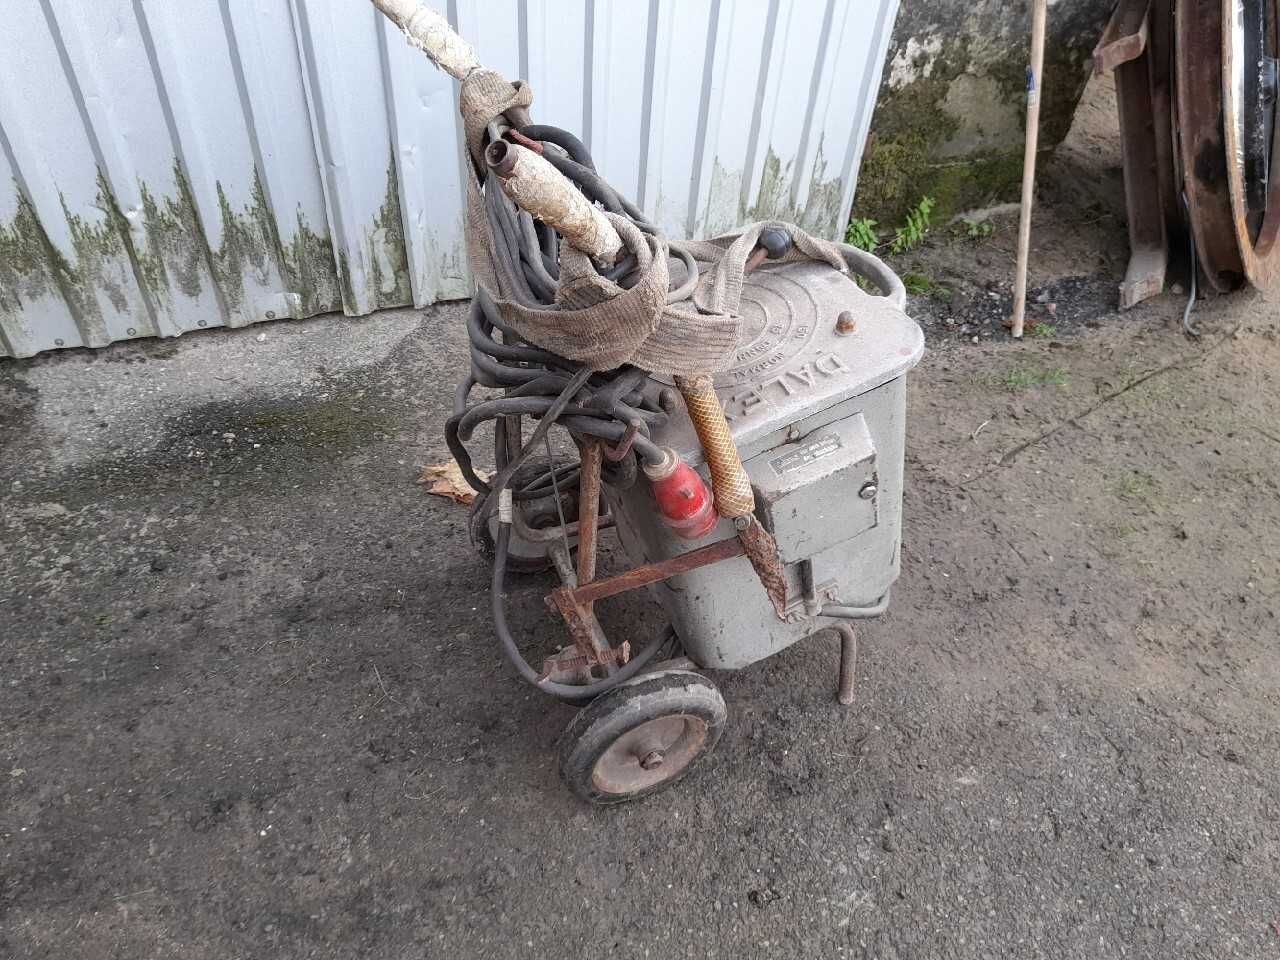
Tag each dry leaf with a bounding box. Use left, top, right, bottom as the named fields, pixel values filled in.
left=416, top=460, right=486, bottom=505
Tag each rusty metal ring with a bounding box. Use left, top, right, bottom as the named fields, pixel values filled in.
left=1177, top=0, right=1248, bottom=291
left=1223, top=0, right=1280, bottom=288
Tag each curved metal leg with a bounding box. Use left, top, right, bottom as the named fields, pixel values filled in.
left=832, top=622, right=857, bottom=706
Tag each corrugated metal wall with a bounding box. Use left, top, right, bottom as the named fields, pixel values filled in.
left=0, top=0, right=899, bottom=359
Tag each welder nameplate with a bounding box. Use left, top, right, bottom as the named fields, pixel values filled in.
left=768, top=433, right=842, bottom=475
left=744, top=412, right=878, bottom=564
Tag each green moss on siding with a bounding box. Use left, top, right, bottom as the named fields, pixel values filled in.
left=797, top=139, right=850, bottom=237
left=246, top=174, right=341, bottom=316
left=0, top=188, right=82, bottom=327
left=5, top=148, right=415, bottom=352
left=137, top=163, right=207, bottom=300
left=742, top=139, right=853, bottom=238
left=371, top=156, right=412, bottom=309
left=0, top=174, right=140, bottom=346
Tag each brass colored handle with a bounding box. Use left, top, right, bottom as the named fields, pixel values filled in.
left=674, top=374, right=754, bottom=519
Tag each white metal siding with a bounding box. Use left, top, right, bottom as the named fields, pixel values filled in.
left=0, top=0, right=898, bottom=358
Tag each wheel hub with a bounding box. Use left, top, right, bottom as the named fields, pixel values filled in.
left=590, top=714, right=708, bottom=794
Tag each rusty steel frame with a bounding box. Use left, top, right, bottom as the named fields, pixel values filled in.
left=1096, top=0, right=1170, bottom=308
left=549, top=536, right=747, bottom=609
left=575, top=438, right=603, bottom=611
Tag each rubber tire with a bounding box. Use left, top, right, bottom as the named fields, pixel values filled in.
left=558, top=670, right=727, bottom=805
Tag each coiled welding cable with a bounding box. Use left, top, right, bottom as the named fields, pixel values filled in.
left=451, top=121, right=695, bottom=699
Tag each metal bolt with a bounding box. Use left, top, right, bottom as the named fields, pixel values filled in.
left=197, top=320, right=207, bottom=327
left=835, top=311, right=857, bottom=336
left=639, top=750, right=665, bottom=770
left=265, top=310, right=276, bottom=319
left=126, top=327, right=137, bottom=336
left=54, top=338, right=64, bottom=347
left=858, top=481, right=877, bottom=500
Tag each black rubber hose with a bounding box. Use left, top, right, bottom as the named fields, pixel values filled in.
left=518, top=124, right=595, bottom=169
left=453, top=121, right=705, bottom=702
left=492, top=523, right=670, bottom=701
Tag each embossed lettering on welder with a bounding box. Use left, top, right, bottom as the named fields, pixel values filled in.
left=723, top=352, right=852, bottom=421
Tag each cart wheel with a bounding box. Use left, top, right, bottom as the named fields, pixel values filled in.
left=558, top=671, right=726, bottom=805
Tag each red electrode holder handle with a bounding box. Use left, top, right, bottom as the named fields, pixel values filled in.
left=644, top=447, right=718, bottom=541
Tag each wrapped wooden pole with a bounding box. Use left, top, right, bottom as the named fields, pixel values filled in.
left=371, top=0, right=479, bottom=80
left=485, top=140, right=623, bottom=264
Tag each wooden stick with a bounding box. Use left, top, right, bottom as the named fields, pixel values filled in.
left=1010, top=0, right=1049, bottom=339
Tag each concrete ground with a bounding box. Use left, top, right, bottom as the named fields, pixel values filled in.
left=4, top=84, right=1280, bottom=959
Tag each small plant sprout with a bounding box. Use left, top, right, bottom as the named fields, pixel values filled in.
left=845, top=217, right=879, bottom=252
left=890, top=196, right=935, bottom=254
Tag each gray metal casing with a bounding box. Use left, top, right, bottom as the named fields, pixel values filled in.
left=608, top=262, right=923, bottom=670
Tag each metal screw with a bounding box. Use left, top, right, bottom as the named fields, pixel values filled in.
left=836, top=311, right=857, bottom=336
left=858, top=481, right=877, bottom=500
left=639, top=750, right=664, bottom=770
left=265, top=310, right=276, bottom=319
left=126, top=327, right=137, bottom=336
left=197, top=320, right=207, bottom=327
left=54, top=338, right=64, bottom=347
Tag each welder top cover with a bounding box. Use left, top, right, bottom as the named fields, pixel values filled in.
left=459, top=68, right=857, bottom=377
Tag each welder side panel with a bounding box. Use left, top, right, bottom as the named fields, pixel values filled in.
left=608, top=378, right=908, bottom=670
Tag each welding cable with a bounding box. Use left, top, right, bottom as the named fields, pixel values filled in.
left=491, top=522, right=672, bottom=701
left=450, top=121, right=702, bottom=699
left=1180, top=192, right=1201, bottom=339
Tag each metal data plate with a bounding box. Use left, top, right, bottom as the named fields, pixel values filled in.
left=744, top=412, right=877, bottom=564
left=654, top=261, right=924, bottom=466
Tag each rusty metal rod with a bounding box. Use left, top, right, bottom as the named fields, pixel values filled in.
left=553, top=536, right=745, bottom=607
left=833, top=623, right=857, bottom=707
left=575, top=439, right=602, bottom=611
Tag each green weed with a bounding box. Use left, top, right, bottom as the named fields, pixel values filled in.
left=890, top=196, right=935, bottom=254
left=902, top=272, right=933, bottom=295
left=844, top=217, right=879, bottom=252
left=1110, top=471, right=1158, bottom=501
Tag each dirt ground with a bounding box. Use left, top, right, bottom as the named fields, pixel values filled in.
left=3, top=77, right=1280, bottom=959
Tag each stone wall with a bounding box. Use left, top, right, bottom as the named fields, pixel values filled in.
left=853, top=0, right=1115, bottom=225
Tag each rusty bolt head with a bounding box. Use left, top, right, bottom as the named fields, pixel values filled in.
left=639, top=750, right=665, bottom=770
left=836, top=311, right=857, bottom=336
